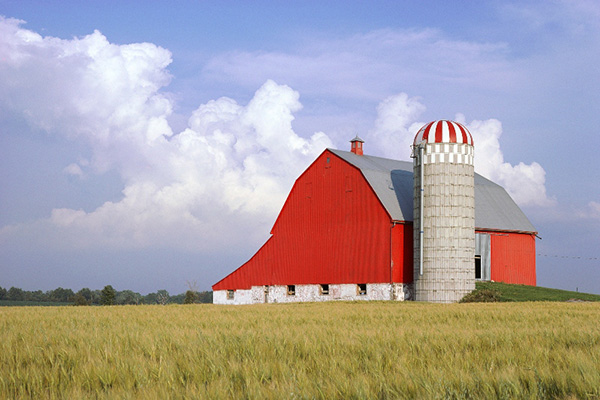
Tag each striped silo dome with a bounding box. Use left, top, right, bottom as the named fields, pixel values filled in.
left=413, top=120, right=474, bottom=146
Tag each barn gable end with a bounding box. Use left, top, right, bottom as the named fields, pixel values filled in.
left=213, top=150, right=413, bottom=297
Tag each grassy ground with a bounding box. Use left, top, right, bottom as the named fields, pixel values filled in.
left=0, top=300, right=72, bottom=307
left=475, top=282, right=600, bottom=302
left=2, top=301, right=600, bottom=399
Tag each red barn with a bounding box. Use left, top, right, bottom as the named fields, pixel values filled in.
left=213, top=133, right=536, bottom=304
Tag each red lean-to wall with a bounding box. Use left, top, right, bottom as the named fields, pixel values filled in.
left=213, top=150, right=410, bottom=290
left=477, top=230, right=536, bottom=286
left=391, top=223, right=413, bottom=283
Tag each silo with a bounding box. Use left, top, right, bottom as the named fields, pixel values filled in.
left=411, top=120, right=475, bottom=303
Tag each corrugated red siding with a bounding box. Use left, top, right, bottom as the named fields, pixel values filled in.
left=213, top=150, right=404, bottom=290
left=391, top=223, right=413, bottom=283
left=478, top=230, right=536, bottom=286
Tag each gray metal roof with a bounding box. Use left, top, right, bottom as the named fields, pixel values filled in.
left=329, top=149, right=536, bottom=233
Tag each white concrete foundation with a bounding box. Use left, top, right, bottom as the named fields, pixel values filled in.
left=213, top=283, right=412, bottom=305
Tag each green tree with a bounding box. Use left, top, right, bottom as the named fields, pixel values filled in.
left=49, top=287, right=75, bottom=303
left=72, top=293, right=90, bottom=306
left=197, top=291, right=213, bottom=303
left=76, top=288, right=93, bottom=304
left=156, top=289, right=169, bottom=305
left=101, top=285, right=117, bottom=305
left=91, top=290, right=102, bottom=305
left=143, top=292, right=158, bottom=304
left=27, top=290, right=45, bottom=302
left=7, top=287, right=25, bottom=301
left=116, top=290, right=140, bottom=305
left=0, top=286, right=7, bottom=300
left=184, top=290, right=198, bottom=304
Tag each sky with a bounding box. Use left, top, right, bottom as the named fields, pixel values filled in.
left=1, top=0, right=599, bottom=295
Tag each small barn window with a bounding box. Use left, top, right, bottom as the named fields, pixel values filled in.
left=287, top=285, right=296, bottom=296
left=320, top=284, right=329, bottom=295
left=475, top=256, right=482, bottom=280
left=227, top=290, right=234, bottom=300
left=357, top=284, right=367, bottom=295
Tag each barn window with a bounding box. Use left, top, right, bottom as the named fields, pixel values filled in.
left=287, top=285, right=296, bottom=296
left=357, top=284, right=367, bottom=295
left=227, top=290, right=234, bottom=300
left=475, top=256, right=482, bottom=280
left=320, top=284, right=329, bottom=295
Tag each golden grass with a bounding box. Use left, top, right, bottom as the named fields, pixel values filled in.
left=1, top=302, right=599, bottom=399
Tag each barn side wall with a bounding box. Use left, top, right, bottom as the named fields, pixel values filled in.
left=479, top=231, right=536, bottom=285
left=213, top=283, right=412, bottom=305
left=213, top=150, right=405, bottom=291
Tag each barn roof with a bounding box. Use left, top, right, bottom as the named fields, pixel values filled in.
left=328, top=149, right=536, bottom=233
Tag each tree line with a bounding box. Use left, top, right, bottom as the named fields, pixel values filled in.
left=0, top=285, right=212, bottom=306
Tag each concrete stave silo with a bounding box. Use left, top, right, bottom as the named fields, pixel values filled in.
left=412, top=121, right=475, bottom=303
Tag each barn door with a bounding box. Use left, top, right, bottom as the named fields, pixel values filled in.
left=475, top=233, right=491, bottom=281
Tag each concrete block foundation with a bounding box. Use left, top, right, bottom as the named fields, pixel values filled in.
left=213, top=283, right=413, bottom=305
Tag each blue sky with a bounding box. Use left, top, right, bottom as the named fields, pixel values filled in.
left=1, top=1, right=599, bottom=295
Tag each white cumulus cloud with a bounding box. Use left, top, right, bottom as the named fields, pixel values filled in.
left=0, top=18, right=332, bottom=251
left=367, top=94, right=554, bottom=208
left=0, top=16, right=553, bottom=257
left=368, top=93, right=427, bottom=160
left=462, top=116, right=555, bottom=207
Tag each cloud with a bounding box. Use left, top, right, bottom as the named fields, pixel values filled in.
left=579, top=201, right=600, bottom=220
left=0, top=18, right=332, bottom=251
left=63, top=163, right=85, bottom=178
left=367, top=95, right=554, bottom=208
left=202, top=28, right=517, bottom=103
left=0, top=16, right=174, bottom=177
left=3, top=79, right=332, bottom=251
left=462, top=116, right=555, bottom=207
left=368, top=93, right=426, bottom=160
left=0, top=16, right=553, bottom=259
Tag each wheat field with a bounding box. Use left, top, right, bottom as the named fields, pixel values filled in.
left=1, top=302, right=599, bottom=399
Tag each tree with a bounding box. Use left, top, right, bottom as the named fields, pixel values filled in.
left=184, top=280, right=199, bottom=304
left=7, top=287, right=25, bottom=301
left=197, top=291, right=213, bottom=303
left=0, top=286, right=7, bottom=300
left=117, top=290, right=140, bottom=305
left=72, top=293, right=90, bottom=306
left=91, top=290, right=102, bottom=305
left=156, top=289, right=169, bottom=305
left=101, top=285, right=117, bottom=305
left=49, top=287, right=75, bottom=303
left=76, top=288, right=93, bottom=304
left=184, top=290, right=198, bottom=304
left=28, top=290, right=45, bottom=302
left=143, top=292, right=158, bottom=305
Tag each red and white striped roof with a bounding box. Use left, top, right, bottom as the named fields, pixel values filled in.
left=413, top=120, right=474, bottom=146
